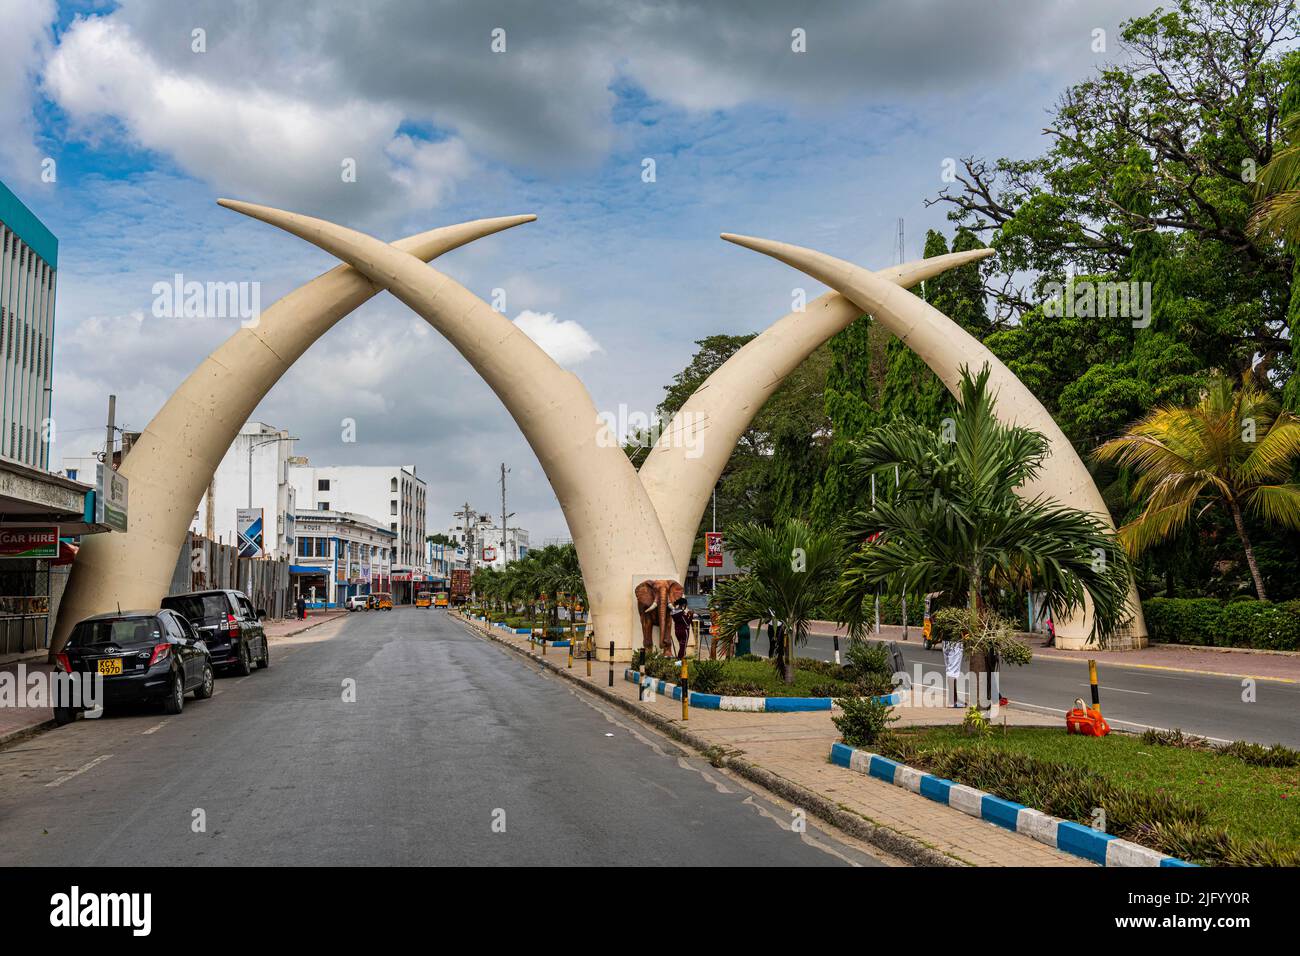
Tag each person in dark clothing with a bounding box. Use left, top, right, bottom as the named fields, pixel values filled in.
left=296, top=596, right=307, bottom=621
left=669, top=597, right=693, bottom=659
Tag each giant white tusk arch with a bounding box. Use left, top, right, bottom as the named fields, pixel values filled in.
left=51, top=214, right=536, bottom=657
left=216, top=200, right=680, bottom=656
left=639, top=248, right=995, bottom=581
left=718, top=232, right=1147, bottom=648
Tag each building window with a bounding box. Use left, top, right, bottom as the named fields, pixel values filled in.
left=318, top=501, right=329, bottom=511
left=318, top=479, right=330, bottom=491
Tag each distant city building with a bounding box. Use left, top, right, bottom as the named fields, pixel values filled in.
left=290, top=509, right=395, bottom=607
left=189, top=421, right=298, bottom=560
left=0, top=178, right=57, bottom=469
left=447, top=511, right=529, bottom=569
left=289, top=461, right=428, bottom=600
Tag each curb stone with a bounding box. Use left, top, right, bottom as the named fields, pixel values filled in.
left=624, top=668, right=903, bottom=711
left=453, top=613, right=963, bottom=867
left=0, top=718, right=56, bottom=752
left=830, top=741, right=1197, bottom=868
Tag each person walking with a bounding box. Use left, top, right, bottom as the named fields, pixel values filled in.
left=296, top=595, right=307, bottom=621
left=670, top=597, right=693, bottom=659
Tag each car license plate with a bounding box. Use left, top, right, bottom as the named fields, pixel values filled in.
left=97, top=658, right=122, bottom=675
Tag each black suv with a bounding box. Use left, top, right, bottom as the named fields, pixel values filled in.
left=161, top=589, right=269, bottom=676
left=55, top=610, right=215, bottom=722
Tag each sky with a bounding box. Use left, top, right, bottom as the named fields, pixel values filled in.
left=1, top=0, right=1153, bottom=542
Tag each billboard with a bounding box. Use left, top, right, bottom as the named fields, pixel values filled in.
left=236, top=508, right=264, bottom=558
left=482, top=545, right=497, bottom=562
left=705, top=532, right=724, bottom=568
left=0, top=527, right=59, bottom=559
left=95, top=463, right=129, bottom=532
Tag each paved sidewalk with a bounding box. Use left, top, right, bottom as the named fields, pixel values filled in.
left=458, top=616, right=1089, bottom=867
left=808, top=620, right=1300, bottom=682
left=265, top=608, right=346, bottom=640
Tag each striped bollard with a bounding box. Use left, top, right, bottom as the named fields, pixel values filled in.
left=833, top=634, right=841, bottom=665
left=681, top=657, right=689, bottom=721
left=608, top=640, right=614, bottom=687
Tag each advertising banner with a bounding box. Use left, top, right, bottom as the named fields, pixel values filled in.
left=705, top=532, right=724, bottom=568
left=0, top=527, right=59, bottom=559
left=236, top=508, right=264, bottom=558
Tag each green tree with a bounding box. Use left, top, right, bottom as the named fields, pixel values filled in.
left=836, top=366, right=1134, bottom=645
left=713, top=518, right=844, bottom=684
left=1093, top=373, right=1300, bottom=600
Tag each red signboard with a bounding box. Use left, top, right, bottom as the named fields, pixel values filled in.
left=705, top=532, right=724, bottom=568
left=0, top=527, right=59, bottom=559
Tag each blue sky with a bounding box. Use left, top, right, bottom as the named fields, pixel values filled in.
left=0, top=0, right=1149, bottom=540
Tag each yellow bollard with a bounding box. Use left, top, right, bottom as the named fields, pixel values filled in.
left=1088, top=659, right=1101, bottom=713
left=681, top=657, right=690, bottom=721
left=567, top=636, right=573, bottom=669
left=585, top=635, right=592, bottom=677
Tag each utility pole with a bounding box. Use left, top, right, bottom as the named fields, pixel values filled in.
left=104, top=394, right=116, bottom=467
left=711, top=486, right=717, bottom=594
left=462, top=501, right=476, bottom=582
left=500, top=463, right=509, bottom=566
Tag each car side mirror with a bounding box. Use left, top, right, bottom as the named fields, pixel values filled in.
left=257, top=609, right=267, bottom=619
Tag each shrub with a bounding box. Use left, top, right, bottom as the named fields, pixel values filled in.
left=735, top=653, right=763, bottom=663
left=1141, top=597, right=1224, bottom=646
left=1219, top=740, right=1300, bottom=768
left=713, top=680, right=765, bottom=696
left=1141, top=597, right=1300, bottom=650
left=845, top=639, right=891, bottom=679
left=688, top=658, right=726, bottom=694
left=832, top=695, right=897, bottom=747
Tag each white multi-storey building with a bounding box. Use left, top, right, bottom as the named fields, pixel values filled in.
left=189, top=421, right=298, bottom=559
left=0, top=179, right=56, bottom=469
left=291, top=509, right=395, bottom=607
left=289, top=461, right=428, bottom=598
left=447, top=512, right=529, bottom=570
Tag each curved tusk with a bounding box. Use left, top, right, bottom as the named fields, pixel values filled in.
left=717, top=232, right=1145, bottom=644
left=217, top=199, right=679, bottom=652
left=51, top=213, right=535, bottom=657
left=640, top=246, right=994, bottom=580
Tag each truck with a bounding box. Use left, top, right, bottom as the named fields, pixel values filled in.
left=450, top=569, right=472, bottom=604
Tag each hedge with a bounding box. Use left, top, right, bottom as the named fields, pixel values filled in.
left=1142, top=597, right=1300, bottom=651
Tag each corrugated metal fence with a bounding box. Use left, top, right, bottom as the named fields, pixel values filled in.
left=170, top=532, right=292, bottom=619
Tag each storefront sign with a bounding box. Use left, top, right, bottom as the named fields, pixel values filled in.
left=96, top=464, right=129, bottom=532
left=0, top=526, right=59, bottom=559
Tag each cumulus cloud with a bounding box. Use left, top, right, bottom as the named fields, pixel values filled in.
left=512, top=310, right=603, bottom=367
left=0, top=0, right=54, bottom=182
left=43, top=15, right=474, bottom=222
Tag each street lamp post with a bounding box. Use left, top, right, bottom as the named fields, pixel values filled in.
left=248, top=434, right=298, bottom=508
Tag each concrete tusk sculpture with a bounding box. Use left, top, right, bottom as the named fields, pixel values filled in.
left=51, top=197, right=1110, bottom=659
left=638, top=247, right=997, bottom=581
left=50, top=214, right=537, bottom=658
left=718, top=232, right=1147, bottom=649
left=215, top=200, right=682, bottom=659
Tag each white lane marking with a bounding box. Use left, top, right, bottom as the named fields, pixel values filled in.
left=46, top=754, right=113, bottom=788
left=1082, top=683, right=1150, bottom=695
left=142, top=720, right=169, bottom=735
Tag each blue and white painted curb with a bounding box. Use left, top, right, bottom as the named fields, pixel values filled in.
left=626, top=669, right=903, bottom=713
left=829, top=742, right=1196, bottom=867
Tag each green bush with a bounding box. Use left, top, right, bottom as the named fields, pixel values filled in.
left=688, top=658, right=726, bottom=694
left=832, top=695, right=897, bottom=747
left=1141, top=597, right=1300, bottom=650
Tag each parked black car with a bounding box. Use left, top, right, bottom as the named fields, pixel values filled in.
left=685, top=594, right=712, bottom=635
left=160, top=589, right=269, bottom=675
left=54, top=610, right=214, bottom=722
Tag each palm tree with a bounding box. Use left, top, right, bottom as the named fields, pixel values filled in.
left=836, top=365, right=1133, bottom=644
left=1093, top=372, right=1300, bottom=601
left=713, top=518, right=843, bottom=684
left=1250, top=107, right=1300, bottom=243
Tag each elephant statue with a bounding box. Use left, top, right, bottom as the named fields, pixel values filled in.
left=634, top=579, right=684, bottom=654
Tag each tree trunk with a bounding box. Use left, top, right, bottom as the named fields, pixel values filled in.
left=1229, top=498, right=1268, bottom=601
left=783, top=619, right=795, bottom=685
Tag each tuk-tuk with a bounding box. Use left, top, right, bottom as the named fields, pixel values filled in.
left=433, top=592, right=449, bottom=608
left=373, top=592, right=393, bottom=611
left=415, top=591, right=432, bottom=608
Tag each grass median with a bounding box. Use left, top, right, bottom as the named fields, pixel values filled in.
left=873, top=725, right=1300, bottom=865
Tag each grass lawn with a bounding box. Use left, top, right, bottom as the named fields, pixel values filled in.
left=711, top=658, right=854, bottom=697
left=639, top=654, right=877, bottom=698
left=889, top=726, right=1300, bottom=848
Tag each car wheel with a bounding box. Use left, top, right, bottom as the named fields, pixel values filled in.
left=193, top=662, right=215, bottom=699
left=163, top=672, right=185, bottom=715
left=53, top=706, right=78, bottom=726
left=234, top=641, right=253, bottom=677
left=257, top=639, right=270, bottom=669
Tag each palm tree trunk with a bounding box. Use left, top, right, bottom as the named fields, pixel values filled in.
left=1229, top=498, right=1268, bottom=601
left=783, top=619, right=795, bottom=685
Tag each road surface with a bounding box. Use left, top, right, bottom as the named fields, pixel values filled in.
left=791, top=629, right=1300, bottom=747
left=0, top=609, right=883, bottom=866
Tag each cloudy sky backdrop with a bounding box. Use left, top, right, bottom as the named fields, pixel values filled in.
left=4, top=0, right=1149, bottom=540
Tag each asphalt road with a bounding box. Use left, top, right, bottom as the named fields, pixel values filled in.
left=0, top=609, right=882, bottom=866
left=792, top=630, right=1300, bottom=747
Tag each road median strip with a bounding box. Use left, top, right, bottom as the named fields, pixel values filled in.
left=623, top=668, right=903, bottom=712
left=828, top=741, right=1196, bottom=867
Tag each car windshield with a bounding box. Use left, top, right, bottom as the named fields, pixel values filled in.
left=71, top=617, right=162, bottom=648
left=162, top=593, right=230, bottom=624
